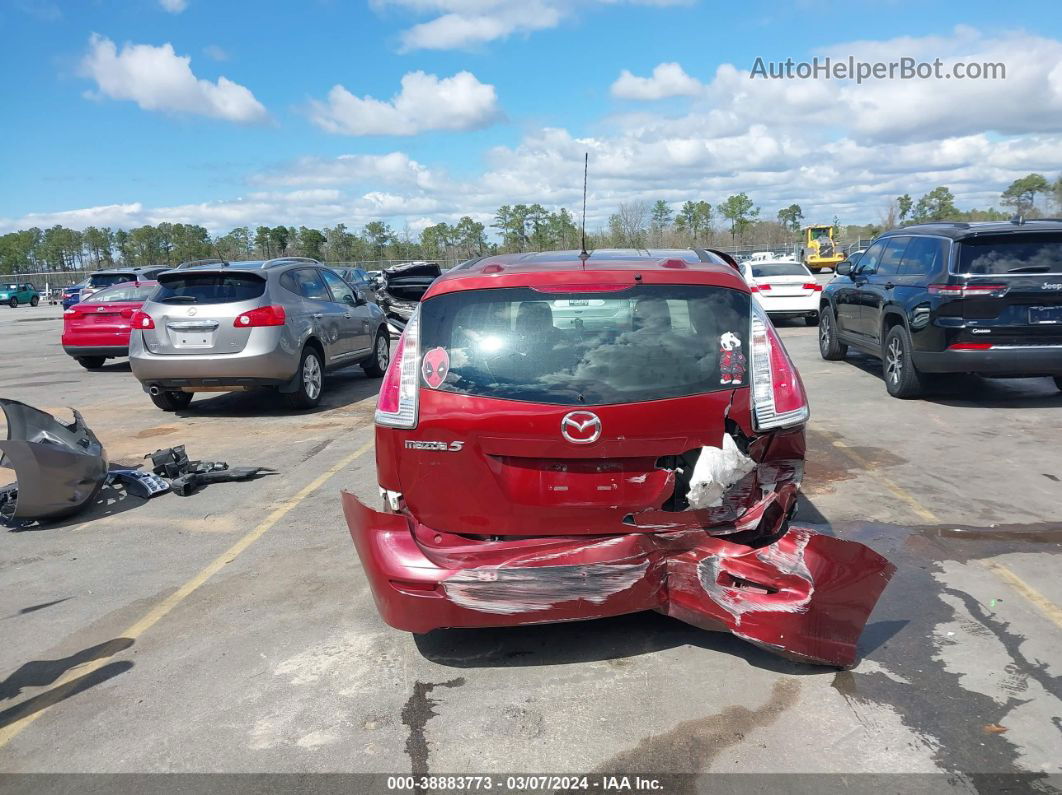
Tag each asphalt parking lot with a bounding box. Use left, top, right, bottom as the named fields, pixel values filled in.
left=1, top=294, right=1061, bottom=789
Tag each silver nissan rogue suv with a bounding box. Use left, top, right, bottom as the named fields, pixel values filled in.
left=129, top=258, right=389, bottom=412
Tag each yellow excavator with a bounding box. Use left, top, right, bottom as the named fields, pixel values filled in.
left=798, top=224, right=845, bottom=272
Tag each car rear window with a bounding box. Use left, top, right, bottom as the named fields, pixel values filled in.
left=82, top=283, right=158, bottom=303
left=154, top=272, right=266, bottom=304
left=750, top=263, right=808, bottom=277
left=957, top=233, right=1062, bottom=275
left=418, top=285, right=751, bottom=406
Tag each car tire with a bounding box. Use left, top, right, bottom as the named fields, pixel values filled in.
left=150, top=389, right=193, bottom=412
left=883, top=325, right=924, bottom=399
left=77, top=356, right=106, bottom=370
left=804, top=312, right=819, bottom=327
left=30, top=296, right=39, bottom=307
left=362, top=331, right=390, bottom=377
left=8, top=297, right=16, bottom=308
left=818, top=306, right=847, bottom=360
left=284, top=346, right=325, bottom=410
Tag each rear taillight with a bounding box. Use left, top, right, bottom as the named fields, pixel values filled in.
left=803, top=283, right=824, bottom=292
left=929, top=284, right=1007, bottom=298
left=948, top=342, right=993, bottom=350
left=64, top=308, right=77, bottom=316
left=375, top=306, right=420, bottom=428
left=131, top=310, right=155, bottom=329
left=750, top=305, right=809, bottom=431
left=120, top=308, right=134, bottom=319
left=755, top=284, right=771, bottom=291
left=234, top=305, right=286, bottom=327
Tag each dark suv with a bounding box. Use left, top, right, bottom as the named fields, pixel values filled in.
left=818, top=220, right=1062, bottom=397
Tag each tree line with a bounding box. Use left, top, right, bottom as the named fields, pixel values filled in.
left=2, top=173, right=1058, bottom=275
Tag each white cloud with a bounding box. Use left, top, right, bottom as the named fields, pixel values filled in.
left=307, top=71, right=500, bottom=135
left=706, top=26, right=1062, bottom=143
left=611, top=62, right=702, bottom=100
left=11, top=27, right=1062, bottom=240
left=79, top=34, right=268, bottom=124
left=375, top=0, right=691, bottom=51
left=202, top=44, right=229, bottom=61
left=159, top=0, right=188, bottom=12
left=252, top=152, right=439, bottom=190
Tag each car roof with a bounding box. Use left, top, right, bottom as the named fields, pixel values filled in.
left=425, top=249, right=748, bottom=299
left=880, top=219, right=1062, bottom=241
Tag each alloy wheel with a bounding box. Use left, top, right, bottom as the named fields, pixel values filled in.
left=885, top=337, right=903, bottom=385
left=376, top=334, right=389, bottom=370
left=303, top=354, right=322, bottom=400
left=819, top=314, right=831, bottom=353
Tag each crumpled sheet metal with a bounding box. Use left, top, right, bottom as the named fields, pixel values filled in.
left=342, top=492, right=895, bottom=668
left=0, top=398, right=108, bottom=523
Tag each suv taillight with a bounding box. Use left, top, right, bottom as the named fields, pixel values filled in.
left=131, top=310, right=155, bottom=329
left=375, top=307, right=420, bottom=428
left=234, top=305, right=286, bottom=327
left=750, top=305, right=809, bottom=430
left=928, top=284, right=1007, bottom=298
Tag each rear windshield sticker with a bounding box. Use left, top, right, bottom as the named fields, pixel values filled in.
left=422, top=346, right=450, bottom=389
left=719, top=332, right=746, bottom=385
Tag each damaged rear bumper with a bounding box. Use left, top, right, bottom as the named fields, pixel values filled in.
left=341, top=492, right=895, bottom=667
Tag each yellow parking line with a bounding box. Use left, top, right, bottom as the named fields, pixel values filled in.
left=829, top=440, right=941, bottom=523
left=826, top=438, right=1062, bottom=630
left=982, top=562, right=1062, bottom=630
left=0, top=438, right=374, bottom=749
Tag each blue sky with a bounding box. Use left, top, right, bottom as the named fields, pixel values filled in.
left=2, top=0, right=1061, bottom=234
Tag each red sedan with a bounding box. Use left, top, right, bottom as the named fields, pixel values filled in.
left=62, top=280, right=158, bottom=369
left=343, top=250, right=894, bottom=668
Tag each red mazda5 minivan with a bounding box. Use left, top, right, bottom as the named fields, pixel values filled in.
left=343, top=250, right=893, bottom=667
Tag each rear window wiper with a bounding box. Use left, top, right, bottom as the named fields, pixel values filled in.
left=1007, top=265, right=1052, bottom=273
left=161, top=295, right=198, bottom=303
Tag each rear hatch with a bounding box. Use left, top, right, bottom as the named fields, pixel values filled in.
left=391, top=283, right=755, bottom=536
left=954, top=232, right=1062, bottom=345
left=748, top=263, right=819, bottom=299
left=64, top=282, right=157, bottom=344
left=382, top=262, right=442, bottom=301
left=142, top=270, right=268, bottom=355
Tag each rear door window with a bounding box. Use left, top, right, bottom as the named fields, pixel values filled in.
left=900, top=237, right=947, bottom=277
left=154, top=272, right=266, bottom=304
left=291, top=268, right=330, bottom=301
left=418, top=285, right=751, bottom=406
left=874, top=237, right=910, bottom=277
left=957, top=233, right=1062, bottom=275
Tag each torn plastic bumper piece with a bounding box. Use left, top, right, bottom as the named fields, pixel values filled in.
left=0, top=398, right=108, bottom=524
left=342, top=491, right=895, bottom=668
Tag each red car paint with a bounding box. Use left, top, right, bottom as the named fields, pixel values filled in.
left=343, top=253, right=894, bottom=667
left=61, top=281, right=158, bottom=360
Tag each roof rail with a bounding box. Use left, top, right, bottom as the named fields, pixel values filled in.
left=177, top=258, right=229, bottom=269
left=262, top=257, right=320, bottom=269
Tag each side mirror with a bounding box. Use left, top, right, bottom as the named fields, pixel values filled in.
left=347, top=292, right=365, bottom=307
left=836, top=261, right=852, bottom=276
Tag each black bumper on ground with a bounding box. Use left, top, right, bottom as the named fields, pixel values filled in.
left=63, top=345, right=128, bottom=358
left=914, top=346, right=1062, bottom=376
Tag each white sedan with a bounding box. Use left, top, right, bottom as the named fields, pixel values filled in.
left=741, top=260, right=823, bottom=326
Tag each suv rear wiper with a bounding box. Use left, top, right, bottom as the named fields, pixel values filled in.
left=162, top=295, right=198, bottom=303
left=1007, top=265, right=1051, bottom=273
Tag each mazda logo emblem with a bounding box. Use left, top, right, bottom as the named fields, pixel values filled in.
left=561, top=411, right=602, bottom=444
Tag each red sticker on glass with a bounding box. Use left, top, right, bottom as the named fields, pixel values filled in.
left=421, top=347, right=450, bottom=389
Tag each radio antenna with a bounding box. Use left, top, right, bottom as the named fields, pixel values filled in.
left=579, top=152, right=589, bottom=258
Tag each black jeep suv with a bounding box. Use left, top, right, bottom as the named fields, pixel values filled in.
left=818, top=219, right=1062, bottom=398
